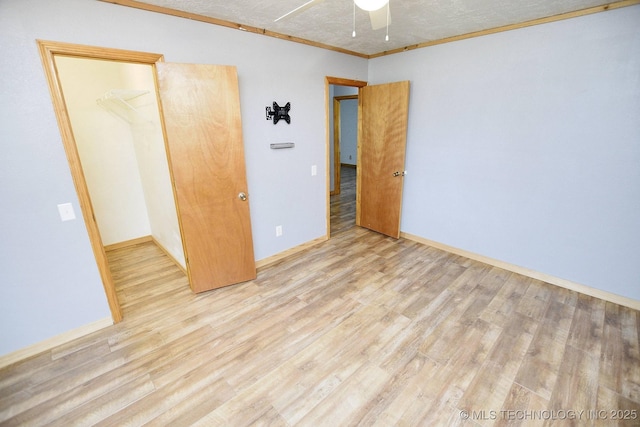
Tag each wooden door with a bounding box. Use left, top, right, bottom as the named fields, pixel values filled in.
left=156, top=63, right=256, bottom=293
left=357, top=81, right=410, bottom=239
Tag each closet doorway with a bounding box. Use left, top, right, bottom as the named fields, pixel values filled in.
left=54, top=56, right=185, bottom=265
left=39, top=41, right=256, bottom=321
left=53, top=55, right=185, bottom=321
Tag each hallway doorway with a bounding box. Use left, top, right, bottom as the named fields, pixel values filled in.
left=325, top=76, right=366, bottom=238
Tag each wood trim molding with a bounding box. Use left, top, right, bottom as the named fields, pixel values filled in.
left=100, top=0, right=638, bottom=59
left=326, top=77, right=368, bottom=88
left=103, top=236, right=187, bottom=275
left=401, top=232, right=640, bottom=311
left=104, top=236, right=153, bottom=251
left=37, top=39, right=164, bottom=64
left=99, top=0, right=369, bottom=58
left=255, top=236, right=328, bottom=269
left=0, top=317, right=113, bottom=370
left=355, top=91, right=363, bottom=227
left=370, top=0, right=640, bottom=58
left=332, top=98, right=341, bottom=197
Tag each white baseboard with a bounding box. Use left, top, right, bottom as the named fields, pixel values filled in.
left=0, top=317, right=113, bottom=370
left=401, top=232, right=640, bottom=311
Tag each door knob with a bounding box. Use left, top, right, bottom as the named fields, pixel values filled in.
left=238, top=192, right=247, bottom=201
left=393, top=171, right=400, bottom=177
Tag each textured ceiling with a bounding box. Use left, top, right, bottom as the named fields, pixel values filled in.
left=126, top=0, right=617, bottom=56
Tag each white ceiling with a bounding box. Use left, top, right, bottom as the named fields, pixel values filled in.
left=128, top=0, right=615, bottom=56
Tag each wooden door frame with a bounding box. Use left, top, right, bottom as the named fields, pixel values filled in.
left=37, top=40, right=166, bottom=323
left=332, top=95, right=359, bottom=197
left=325, top=77, right=367, bottom=239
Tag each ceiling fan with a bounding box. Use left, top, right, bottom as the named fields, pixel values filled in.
left=275, top=0, right=391, bottom=32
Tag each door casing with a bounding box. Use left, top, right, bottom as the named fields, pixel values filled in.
left=38, top=40, right=169, bottom=322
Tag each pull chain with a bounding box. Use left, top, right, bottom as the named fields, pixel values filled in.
left=352, top=1, right=356, bottom=37
left=385, top=1, right=390, bottom=41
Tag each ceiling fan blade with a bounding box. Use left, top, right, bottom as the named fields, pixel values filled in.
left=274, top=0, right=325, bottom=22
left=369, top=6, right=390, bottom=30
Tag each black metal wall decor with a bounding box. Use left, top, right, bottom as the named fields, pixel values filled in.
left=266, top=102, right=291, bottom=124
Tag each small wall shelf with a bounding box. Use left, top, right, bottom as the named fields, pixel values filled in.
left=270, top=142, right=295, bottom=149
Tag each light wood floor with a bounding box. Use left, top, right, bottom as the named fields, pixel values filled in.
left=331, top=165, right=357, bottom=236
left=1, top=167, right=639, bottom=426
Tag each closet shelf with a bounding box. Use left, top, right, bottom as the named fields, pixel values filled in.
left=97, top=89, right=150, bottom=123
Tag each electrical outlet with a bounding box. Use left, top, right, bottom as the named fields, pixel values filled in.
left=311, top=165, right=317, bottom=176
left=276, top=225, right=283, bottom=237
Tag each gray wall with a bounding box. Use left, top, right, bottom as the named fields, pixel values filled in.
left=370, top=6, right=640, bottom=301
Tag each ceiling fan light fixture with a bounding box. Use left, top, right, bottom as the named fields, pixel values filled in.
left=354, top=0, right=388, bottom=12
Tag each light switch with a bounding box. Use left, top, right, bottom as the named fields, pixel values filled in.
left=57, top=203, right=76, bottom=221
left=311, top=165, right=317, bottom=176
